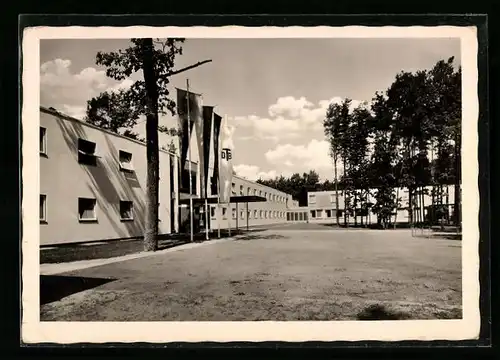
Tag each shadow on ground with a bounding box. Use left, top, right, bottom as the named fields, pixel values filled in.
left=40, top=229, right=269, bottom=264
left=40, top=275, right=116, bottom=305
left=356, top=304, right=412, bottom=320
left=235, top=234, right=288, bottom=241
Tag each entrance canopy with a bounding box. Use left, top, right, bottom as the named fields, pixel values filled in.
left=178, top=195, right=267, bottom=206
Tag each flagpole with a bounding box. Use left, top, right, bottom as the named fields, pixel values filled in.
left=216, top=111, right=221, bottom=239
left=225, top=114, right=231, bottom=238
left=217, top=183, right=221, bottom=239
left=187, top=79, right=194, bottom=243
left=204, top=108, right=212, bottom=241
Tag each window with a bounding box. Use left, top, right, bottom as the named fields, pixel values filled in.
left=240, top=185, right=244, bottom=195
left=78, top=197, right=97, bottom=221
left=232, top=183, right=236, bottom=195
left=40, top=127, right=47, bottom=155
left=317, top=209, right=323, bottom=218
left=120, top=200, right=133, bottom=220
left=326, top=209, right=332, bottom=218
left=253, top=189, right=257, bottom=196
left=210, top=206, right=216, bottom=218
left=222, top=207, right=227, bottom=219
left=232, top=208, right=236, bottom=219
left=247, top=187, right=251, bottom=195
left=119, top=150, right=134, bottom=172
left=308, top=194, right=316, bottom=204
left=260, top=210, right=263, bottom=218
left=78, top=138, right=98, bottom=166
left=311, top=210, right=316, bottom=218
left=40, top=194, right=46, bottom=222
left=330, top=194, right=336, bottom=203
left=265, top=210, right=268, bottom=219
left=240, top=210, right=244, bottom=219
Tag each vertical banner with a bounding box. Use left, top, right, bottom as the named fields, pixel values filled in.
left=218, top=116, right=234, bottom=204
left=176, top=88, right=202, bottom=192
left=199, top=106, right=214, bottom=198
left=211, top=113, right=223, bottom=196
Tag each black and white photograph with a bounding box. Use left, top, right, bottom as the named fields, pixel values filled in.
left=21, top=24, right=481, bottom=343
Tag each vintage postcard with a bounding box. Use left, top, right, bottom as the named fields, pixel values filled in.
left=21, top=24, right=480, bottom=343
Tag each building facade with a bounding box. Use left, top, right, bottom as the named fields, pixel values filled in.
left=306, top=186, right=457, bottom=225
left=207, top=176, right=295, bottom=230
left=39, top=107, right=295, bottom=246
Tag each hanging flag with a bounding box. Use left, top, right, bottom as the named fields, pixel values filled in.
left=194, top=105, right=212, bottom=199
left=176, top=88, right=202, bottom=192
left=211, top=113, right=222, bottom=196
left=201, top=106, right=214, bottom=198
left=218, top=117, right=234, bottom=204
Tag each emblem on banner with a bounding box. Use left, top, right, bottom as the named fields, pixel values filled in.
left=221, top=148, right=232, bottom=160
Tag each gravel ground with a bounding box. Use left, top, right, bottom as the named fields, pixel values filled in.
left=40, top=228, right=462, bottom=321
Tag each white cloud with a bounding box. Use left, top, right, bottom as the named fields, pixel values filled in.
left=233, top=164, right=291, bottom=182
left=268, top=96, right=314, bottom=118
left=232, top=95, right=367, bottom=140
left=40, top=58, right=134, bottom=119
left=265, top=139, right=331, bottom=169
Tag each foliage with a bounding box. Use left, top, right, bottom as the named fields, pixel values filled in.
left=256, top=170, right=334, bottom=207
left=322, top=57, right=461, bottom=228
left=85, top=39, right=186, bottom=153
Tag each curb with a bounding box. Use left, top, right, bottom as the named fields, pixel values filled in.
left=40, top=236, right=239, bottom=276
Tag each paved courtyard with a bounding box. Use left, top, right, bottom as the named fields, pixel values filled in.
left=40, top=225, right=462, bottom=321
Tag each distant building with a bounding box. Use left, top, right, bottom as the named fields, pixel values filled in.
left=305, top=187, right=458, bottom=226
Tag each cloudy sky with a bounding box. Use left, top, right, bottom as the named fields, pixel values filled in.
left=40, top=37, right=460, bottom=181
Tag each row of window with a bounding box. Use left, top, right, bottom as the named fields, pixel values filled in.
left=308, top=193, right=341, bottom=205
left=286, top=212, right=309, bottom=221
left=309, top=209, right=371, bottom=218
left=209, top=206, right=287, bottom=220
left=40, top=194, right=134, bottom=222
left=40, top=127, right=136, bottom=172
left=231, top=183, right=287, bottom=204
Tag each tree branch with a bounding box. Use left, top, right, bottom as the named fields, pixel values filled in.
left=164, top=59, right=212, bottom=78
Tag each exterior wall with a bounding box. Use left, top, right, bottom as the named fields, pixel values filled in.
left=208, top=175, right=291, bottom=229
left=39, top=107, right=297, bottom=243
left=39, top=107, right=176, bottom=245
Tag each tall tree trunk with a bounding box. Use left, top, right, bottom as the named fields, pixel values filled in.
left=407, top=142, right=414, bottom=227
left=334, top=151, right=340, bottom=226
left=141, top=38, right=160, bottom=252
left=420, top=186, right=425, bottom=227
left=360, top=191, right=364, bottom=227
left=454, top=131, right=461, bottom=230
left=394, top=187, right=399, bottom=229
left=343, top=157, right=347, bottom=227
left=354, top=190, right=358, bottom=227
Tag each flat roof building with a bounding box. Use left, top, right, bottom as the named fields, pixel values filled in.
left=39, top=106, right=296, bottom=246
